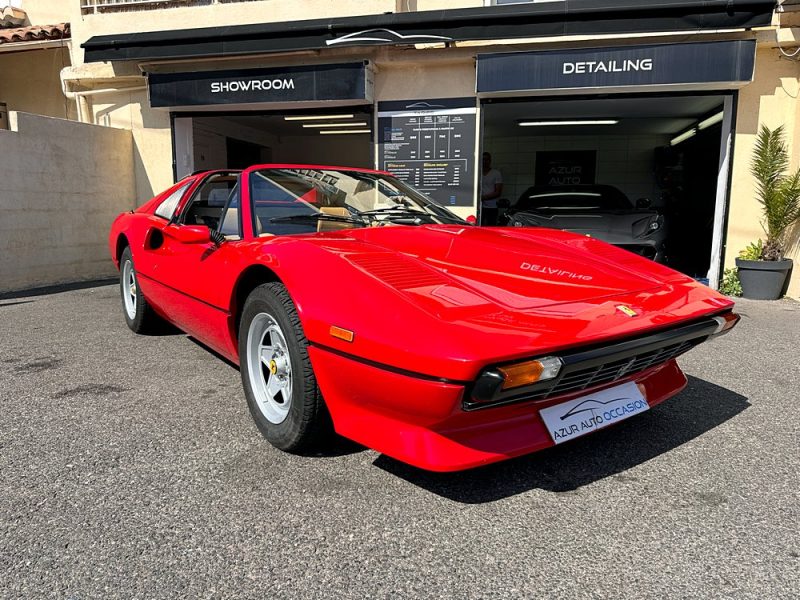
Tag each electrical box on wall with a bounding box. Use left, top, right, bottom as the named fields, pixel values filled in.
left=0, top=103, right=8, bottom=130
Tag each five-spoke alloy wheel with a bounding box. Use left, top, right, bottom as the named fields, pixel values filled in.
left=246, top=313, right=294, bottom=424
left=239, top=282, right=329, bottom=451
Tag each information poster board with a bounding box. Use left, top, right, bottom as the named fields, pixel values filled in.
left=378, top=98, right=477, bottom=207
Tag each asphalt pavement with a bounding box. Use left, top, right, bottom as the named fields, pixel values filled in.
left=1, top=283, right=798, bottom=599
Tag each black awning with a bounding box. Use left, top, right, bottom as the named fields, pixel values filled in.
left=82, top=0, right=776, bottom=63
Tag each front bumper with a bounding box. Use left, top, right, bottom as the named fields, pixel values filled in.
left=466, top=314, right=721, bottom=411
left=309, top=345, right=689, bottom=472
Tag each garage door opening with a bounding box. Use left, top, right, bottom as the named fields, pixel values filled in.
left=173, top=108, right=374, bottom=176
left=481, top=94, right=734, bottom=284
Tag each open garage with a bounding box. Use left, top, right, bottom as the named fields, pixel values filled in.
left=481, top=94, right=733, bottom=280
left=173, top=109, right=374, bottom=174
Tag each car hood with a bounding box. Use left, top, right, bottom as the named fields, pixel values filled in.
left=262, top=225, right=731, bottom=379
left=335, top=224, right=678, bottom=310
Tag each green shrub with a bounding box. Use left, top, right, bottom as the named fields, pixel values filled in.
left=719, top=268, right=742, bottom=297
left=738, top=240, right=763, bottom=261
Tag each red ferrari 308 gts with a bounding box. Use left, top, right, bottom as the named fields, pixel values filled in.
left=109, top=165, right=739, bottom=472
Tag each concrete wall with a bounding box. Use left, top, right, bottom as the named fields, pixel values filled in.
left=727, top=47, right=800, bottom=298
left=0, top=46, right=76, bottom=120
left=0, top=111, right=135, bottom=293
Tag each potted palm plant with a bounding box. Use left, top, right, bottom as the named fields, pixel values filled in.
left=735, top=125, right=800, bottom=300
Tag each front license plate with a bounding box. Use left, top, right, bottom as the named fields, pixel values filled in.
left=539, top=381, right=649, bottom=445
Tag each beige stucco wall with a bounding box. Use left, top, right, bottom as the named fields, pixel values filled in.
left=0, top=46, right=76, bottom=120
left=19, top=0, right=72, bottom=25
left=374, top=55, right=475, bottom=101
left=728, top=46, right=800, bottom=298
left=0, top=111, right=135, bottom=293
left=90, top=89, right=173, bottom=203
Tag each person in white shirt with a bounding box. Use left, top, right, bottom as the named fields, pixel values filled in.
left=480, top=152, right=503, bottom=226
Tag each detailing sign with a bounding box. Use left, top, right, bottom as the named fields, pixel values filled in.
left=476, top=40, right=756, bottom=94
left=148, top=62, right=371, bottom=108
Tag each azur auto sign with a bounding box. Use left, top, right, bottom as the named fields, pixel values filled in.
left=538, top=381, right=649, bottom=444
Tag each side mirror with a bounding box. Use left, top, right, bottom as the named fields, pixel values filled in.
left=163, top=224, right=211, bottom=244
left=636, top=198, right=651, bottom=209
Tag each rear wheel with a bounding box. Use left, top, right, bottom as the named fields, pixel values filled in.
left=119, top=246, right=161, bottom=334
left=239, top=282, right=330, bottom=452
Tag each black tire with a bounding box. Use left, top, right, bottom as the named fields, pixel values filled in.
left=238, top=282, right=330, bottom=452
left=119, top=246, right=161, bottom=334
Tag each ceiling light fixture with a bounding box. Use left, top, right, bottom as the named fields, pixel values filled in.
left=319, top=129, right=372, bottom=135
left=284, top=114, right=355, bottom=121
left=302, top=122, right=368, bottom=128
left=518, top=120, right=619, bottom=127
left=670, top=128, right=697, bottom=146
left=697, top=111, right=724, bottom=130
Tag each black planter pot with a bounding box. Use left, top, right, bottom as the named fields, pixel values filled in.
left=735, top=258, right=793, bottom=300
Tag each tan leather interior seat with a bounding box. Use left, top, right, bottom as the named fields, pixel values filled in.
left=318, top=206, right=355, bottom=232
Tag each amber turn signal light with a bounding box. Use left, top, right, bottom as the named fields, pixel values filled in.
left=330, top=325, right=355, bottom=342
left=711, top=312, right=740, bottom=336
left=498, top=356, right=562, bottom=390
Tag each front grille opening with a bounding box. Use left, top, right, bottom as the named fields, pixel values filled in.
left=495, top=339, right=697, bottom=406
left=542, top=340, right=694, bottom=399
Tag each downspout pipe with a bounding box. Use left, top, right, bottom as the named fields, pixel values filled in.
left=60, top=75, right=146, bottom=124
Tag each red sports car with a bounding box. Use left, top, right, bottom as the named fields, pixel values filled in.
left=109, top=165, right=739, bottom=472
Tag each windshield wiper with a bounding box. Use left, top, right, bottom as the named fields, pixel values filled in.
left=358, top=207, right=428, bottom=217
left=269, top=213, right=366, bottom=225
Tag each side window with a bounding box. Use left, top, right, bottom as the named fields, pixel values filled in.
left=154, top=181, right=192, bottom=220
left=179, top=173, right=239, bottom=230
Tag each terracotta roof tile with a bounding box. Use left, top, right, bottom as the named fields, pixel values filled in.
left=1, top=6, right=27, bottom=28
left=0, top=23, right=70, bottom=45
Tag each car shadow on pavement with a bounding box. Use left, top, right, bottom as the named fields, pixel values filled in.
left=0, top=300, right=35, bottom=308
left=373, top=375, right=750, bottom=503
left=0, top=278, right=116, bottom=300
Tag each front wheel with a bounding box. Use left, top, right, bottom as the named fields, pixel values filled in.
left=239, top=282, right=330, bottom=452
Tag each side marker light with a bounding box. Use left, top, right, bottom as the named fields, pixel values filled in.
left=330, top=326, right=355, bottom=343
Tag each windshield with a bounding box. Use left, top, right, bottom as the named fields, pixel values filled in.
left=249, top=168, right=466, bottom=236
left=516, top=189, right=632, bottom=212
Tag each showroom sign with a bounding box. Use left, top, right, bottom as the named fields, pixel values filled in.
left=476, top=40, right=756, bottom=94
left=148, top=62, right=371, bottom=108
left=210, top=79, right=295, bottom=93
